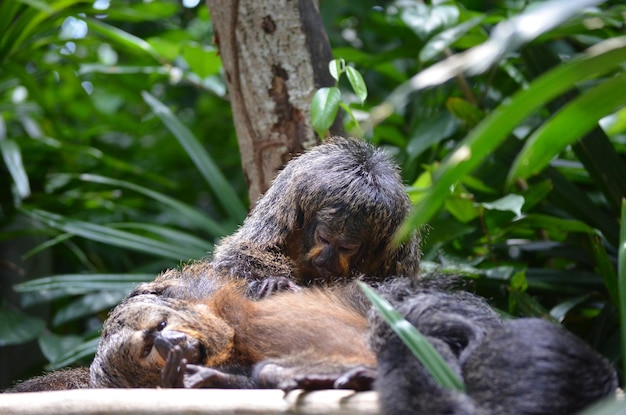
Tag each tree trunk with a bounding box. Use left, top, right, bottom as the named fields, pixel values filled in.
left=205, top=0, right=341, bottom=206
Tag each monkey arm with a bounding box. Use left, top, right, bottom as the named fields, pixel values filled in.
left=212, top=240, right=303, bottom=298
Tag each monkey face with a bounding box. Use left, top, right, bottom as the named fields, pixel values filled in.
left=90, top=294, right=234, bottom=388
left=303, top=217, right=362, bottom=281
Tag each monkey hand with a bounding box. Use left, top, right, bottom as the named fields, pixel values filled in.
left=255, top=362, right=376, bottom=392
left=161, top=346, right=187, bottom=388
left=286, top=366, right=376, bottom=392
left=246, top=277, right=302, bottom=299
left=162, top=345, right=255, bottom=388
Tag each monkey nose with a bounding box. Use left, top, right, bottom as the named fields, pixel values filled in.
left=154, top=330, right=187, bottom=360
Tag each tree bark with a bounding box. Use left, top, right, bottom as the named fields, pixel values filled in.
left=205, top=0, right=341, bottom=206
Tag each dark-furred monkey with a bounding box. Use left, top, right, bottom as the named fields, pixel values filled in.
left=211, top=136, right=421, bottom=297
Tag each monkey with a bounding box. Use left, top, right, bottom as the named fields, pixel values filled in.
left=371, top=279, right=619, bottom=415
left=3, top=367, right=90, bottom=393
left=89, top=278, right=376, bottom=389
left=211, top=136, right=421, bottom=297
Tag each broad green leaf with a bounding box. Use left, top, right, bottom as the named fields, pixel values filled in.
left=311, top=87, right=341, bottom=138
left=509, top=71, right=626, bottom=183
left=345, top=66, right=368, bottom=104
left=111, top=223, right=211, bottom=255
left=618, top=199, right=626, bottom=385
left=444, top=185, right=477, bottom=223
left=481, top=194, right=524, bottom=218
left=0, top=307, right=45, bottom=346
left=358, top=282, right=466, bottom=392
left=141, top=91, right=247, bottom=222
left=514, top=214, right=594, bottom=234
left=15, top=273, right=151, bottom=294
left=0, top=139, right=30, bottom=199
left=549, top=295, right=590, bottom=323
left=396, top=36, right=626, bottom=241
left=23, top=208, right=197, bottom=261
left=328, top=59, right=345, bottom=82
left=420, top=17, right=483, bottom=62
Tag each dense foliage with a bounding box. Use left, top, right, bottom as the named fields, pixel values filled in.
left=1, top=1, right=625, bottom=405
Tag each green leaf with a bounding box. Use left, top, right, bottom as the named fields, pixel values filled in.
left=311, top=87, right=341, bottom=138
left=69, top=173, right=232, bottom=237
left=328, top=59, right=345, bottom=83
left=589, top=234, right=619, bottom=308
left=481, top=194, right=524, bottom=218
left=509, top=71, right=626, bottom=183
left=0, top=307, right=46, bottom=346
left=618, top=199, right=626, bottom=385
left=14, top=274, right=152, bottom=307
left=444, top=185, right=477, bottom=223
left=23, top=208, right=197, bottom=262
left=446, top=97, right=485, bottom=128
left=358, top=282, right=466, bottom=392
left=46, top=336, right=99, bottom=369
left=181, top=42, right=221, bottom=78
left=0, top=139, right=30, bottom=199
left=549, top=295, right=590, bottom=323
left=52, top=291, right=127, bottom=326
left=345, top=66, right=368, bottom=104
left=111, top=222, right=212, bottom=255
left=86, top=18, right=161, bottom=62
left=141, top=91, right=247, bottom=222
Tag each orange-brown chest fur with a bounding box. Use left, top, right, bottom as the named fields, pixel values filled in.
left=209, top=285, right=375, bottom=367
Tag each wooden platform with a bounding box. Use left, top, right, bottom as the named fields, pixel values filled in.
left=0, top=388, right=380, bottom=415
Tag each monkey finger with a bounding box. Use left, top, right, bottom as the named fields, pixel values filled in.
left=161, top=346, right=186, bottom=388
left=290, top=373, right=338, bottom=391
left=256, top=277, right=302, bottom=299
left=333, top=366, right=377, bottom=391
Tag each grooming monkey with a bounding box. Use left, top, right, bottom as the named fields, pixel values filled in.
left=89, top=274, right=375, bottom=389
left=211, top=136, right=421, bottom=297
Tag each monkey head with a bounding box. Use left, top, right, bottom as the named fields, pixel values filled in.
left=90, top=294, right=234, bottom=388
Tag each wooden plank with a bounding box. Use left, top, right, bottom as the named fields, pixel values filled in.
left=0, top=388, right=380, bottom=415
